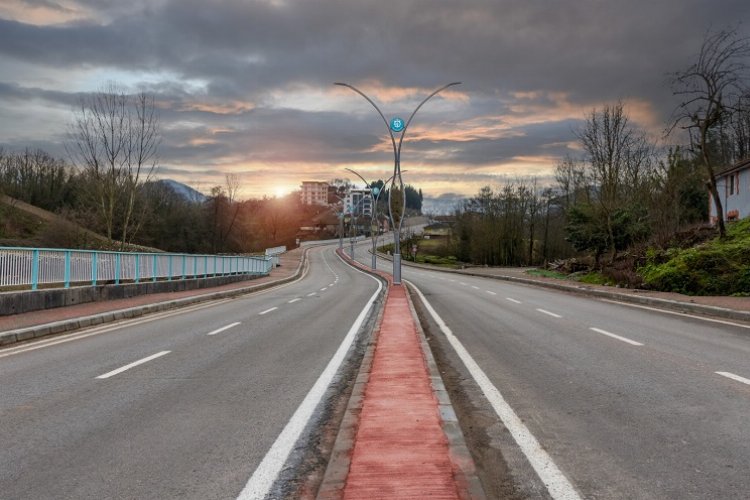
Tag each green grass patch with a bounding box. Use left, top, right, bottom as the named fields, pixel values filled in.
left=639, top=218, right=750, bottom=295
left=576, top=272, right=616, bottom=286
left=525, top=269, right=568, bottom=279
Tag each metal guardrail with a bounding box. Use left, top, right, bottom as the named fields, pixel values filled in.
left=0, top=247, right=274, bottom=291
left=264, top=246, right=286, bottom=267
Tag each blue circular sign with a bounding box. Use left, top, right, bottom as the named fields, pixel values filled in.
left=372, top=186, right=380, bottom=196
left=390, top=117, right=405, bottom=132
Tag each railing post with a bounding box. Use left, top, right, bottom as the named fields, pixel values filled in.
left=193, top=256, right=197, bottom=278
left=168, top=255, right=173, bottom=281
left=114, top=253, right=121, bottom=285
left=31, top=249, right=40, bottom=290
left=204, top=255, right=208, bottom=278
left=152, top=254, right=157, bottom=282
left=182, top=255, right=186, bottom=280
left=92, top=252, right=98, bottom=286
left=64, top=251, right=71, bottom=288
left=213, top=256, right=217, bottom=277
left=135, top=254, right=140, bottom=283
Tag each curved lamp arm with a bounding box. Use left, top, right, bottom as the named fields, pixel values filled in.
left=397, top=82, right=461, bottom=155
left=335, top=82, right=398, bottom=159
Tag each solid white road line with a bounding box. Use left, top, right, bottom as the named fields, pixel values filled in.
left=96, top=351, right=171, bottom=379
left=237, top=253, right=383, bottom=500
left=288, top=298, right=301, bottom=304
left=506, top=297, right=522, bottom=304
left=486, top=290, right=497, bottom=295
left=589, top=327, right=643, bottom=346
left=537, top=308, right=562, bottom=318
left=259, top=307, right=278, bottom=315
left=716, top=371, right=750, bottom=386
left=207, top=322, right=241, bottom=336
left=409, top=282, right=581, bottom=500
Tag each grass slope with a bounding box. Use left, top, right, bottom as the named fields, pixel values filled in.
left=640, top=218, right=750, bottom=296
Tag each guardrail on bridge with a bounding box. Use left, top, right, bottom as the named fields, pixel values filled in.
left=0, top=247, right=274, bottom=291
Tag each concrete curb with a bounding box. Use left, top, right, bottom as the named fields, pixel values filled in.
left=403, top=281, right=486, bottom=499
left=0, top=250, right=308, bottom=347
left=375, top=251, right=750, bottom=323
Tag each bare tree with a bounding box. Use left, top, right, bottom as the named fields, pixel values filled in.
left=668, top=27, right=750, bottom=237
left=67, top=83, right=160, bottom=248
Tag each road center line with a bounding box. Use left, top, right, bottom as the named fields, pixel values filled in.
left=409, top=282, right=581, bottom=500
left=259, top=307, right=278, bottom=315
left=288, top=298, right=301, bottom=304
left=589, top=327, right=643, bottom=346
left=320, top=287, right=328, bottom=291
left=506, top=297, right=522, bottom=304
left=537, top=308, right=562, bottom=318
left=459, top=282, right=468, bottom=286
left=306, top=292, right=316, bottom=297
left=716, top=371, right=750, bottom=386
left=96, top=351, right=171, bottom=379
left=471, top=285, right=480, bottom=290
left=207, top=322, right=241, bottom=336
left=486, top=290, right=497, bottom=295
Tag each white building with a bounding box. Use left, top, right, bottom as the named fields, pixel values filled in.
left=300, top=181, right=329, bottom=206
left=346, top=188, right=372, bottom=216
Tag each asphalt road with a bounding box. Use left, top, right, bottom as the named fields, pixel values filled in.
left=0, top=245, right=381, bottom=500
left=352, top=242, right=750, bottom=499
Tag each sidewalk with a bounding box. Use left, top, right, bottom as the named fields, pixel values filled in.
left=319, top=251, right=482, bottom=499
left=0, top=248, right=304, bottom=344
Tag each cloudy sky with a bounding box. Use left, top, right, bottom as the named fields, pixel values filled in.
left=0, top=0, right=748, bottom=211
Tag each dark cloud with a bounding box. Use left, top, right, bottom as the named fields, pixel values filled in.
left=0, top=0, right=749, bottom=196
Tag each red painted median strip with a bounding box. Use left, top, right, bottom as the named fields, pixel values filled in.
left=340, top=257, right=461, bottom=498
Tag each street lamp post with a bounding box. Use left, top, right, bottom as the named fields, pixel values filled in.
left=335, top=81, right=461, bottom=284
left=346, top=168, right=403, bottom=270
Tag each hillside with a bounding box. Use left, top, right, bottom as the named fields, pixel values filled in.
left=0, top=195, right=160, bottom=252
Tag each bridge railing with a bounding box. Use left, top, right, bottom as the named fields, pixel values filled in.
left=0, top=247, right=274, bottom=291
left=264, top=245, right=286, bottom=267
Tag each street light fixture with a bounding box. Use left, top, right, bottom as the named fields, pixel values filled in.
left=335, top=81, right=461, bottom=284
left=345, top=168, right=405, bottom=270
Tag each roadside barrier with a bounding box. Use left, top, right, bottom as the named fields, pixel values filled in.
left=0, top=247, right=274, bottom=290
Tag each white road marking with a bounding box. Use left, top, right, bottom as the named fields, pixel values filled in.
left=486, top=291, right=497, bottom=296
left=409, top=282, right=581, bottom=500
left=471, top=285, right=480, bottom=290
left=307, top=292, right=316, bottom=297
left=506, top=297, right=522, bottom=304
left=320, top=287, right=328, bottom=291
left=259, top=307, right=278, bottom=315
left=238, top=252, right=383, bottom=500
left=207, top=322, right=241, bottom=336
left=537, top=308, right=562, bottom=318
left=716, top=371, right=750, bottom=386
left=589, top=327, right=643, bottom=346
left=459, top=282, right=468, bottom=286
left=288, top=298, right=301, bottom=304
left=600, top=299, right=750, bottom=330
left=96, top=351, right=170, bottom=379
left=329, top=283, right=335, bottom=287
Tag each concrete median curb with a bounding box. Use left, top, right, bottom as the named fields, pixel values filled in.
left=0, top=250, right=308, bottom=347
left=375, top=251, right=750, bottom=323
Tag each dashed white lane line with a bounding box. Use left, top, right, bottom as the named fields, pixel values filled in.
left=329, top=283, right=335, bottom=287
left=320, top=287, right=328, bottom=291
left=459, top=282, right=468, bottom=286
left=288, top=298, right=301, bottom=304
left=537, top=308, right=562, bottom=318
left=506, top=297, right=522, bottom=304
left=207, top=322, right=241, bottom=336
left=589, top=327, right=643, bottom=346
left=409, top=282, right=581, bottom=500
left=307, top=292, right=316, bottom=297
left=259, top=307, right=278, bottom=315
left=486, top=291, right=497, bottom=295
left=471, top=285, right=480, bottom=290
left=96, top=351, right=170, bottom=379
left=716, top=371, right=750, bottom=386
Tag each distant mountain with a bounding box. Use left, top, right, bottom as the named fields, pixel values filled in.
left=157, top=179, right=207, bottom=203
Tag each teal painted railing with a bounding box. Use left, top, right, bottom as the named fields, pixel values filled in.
left=0, top=247, right=275, bottom=291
